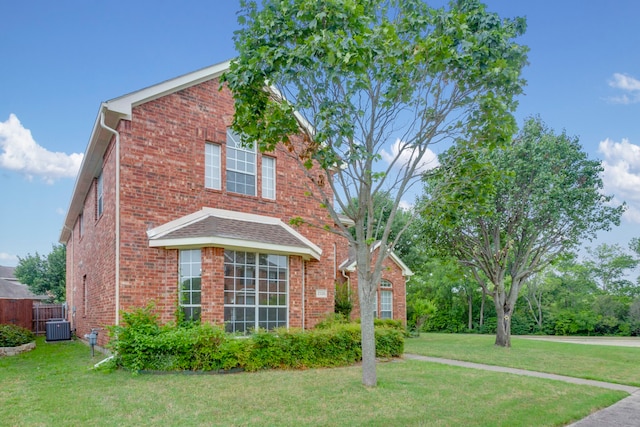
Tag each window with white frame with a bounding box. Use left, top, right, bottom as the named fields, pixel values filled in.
left=380, top=291, right=393, bottom=319
left=380, top=280, right=393, bottom=319
left=261, top=156, right=276, bottom=199
left=226, top=129, right=256, bottom=196
left=96, top=172, right=104, bottom=218
left=373, top=291, right=378, bottom=318
left=224, top=250, right=288, bottom=333
left=179, top=249, right=202, bottom=322
left=205, top=142, right=221, bottom=190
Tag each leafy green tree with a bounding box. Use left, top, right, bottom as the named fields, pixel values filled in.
left=585, top=243, right=639, bottom=297
left=14, top=244, right=66, bottom=302
left=222, top=0, right=527, bottom=386
left=420, top=117, right=624, bottom=347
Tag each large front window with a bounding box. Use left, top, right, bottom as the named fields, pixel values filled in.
left=226, top=129, right=256, bottom=196
left=224, top=250, right=288, bottom=333
left=179, top=249, right=202, bottom=322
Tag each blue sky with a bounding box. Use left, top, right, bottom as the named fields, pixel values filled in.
left=1, top=1, right=639, bottom=266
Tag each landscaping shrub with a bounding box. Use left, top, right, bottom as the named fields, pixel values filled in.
left=108, top=307, right=404, bottom=373
left=0, top=324, right=35, bottom=347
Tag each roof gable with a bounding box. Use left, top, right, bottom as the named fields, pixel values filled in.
left=147, top=207, right=322, bottom=260
left=59, top=60, right=232, bottom=244
left=339, top=241, right=414, bottom=277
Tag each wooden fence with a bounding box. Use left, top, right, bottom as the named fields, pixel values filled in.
left=0, top=299, right=33, bottom=330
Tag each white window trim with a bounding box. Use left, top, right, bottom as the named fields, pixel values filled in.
left=97, top=172, right=104, bottom=218
left=179, top=249, right=202, bottom=322
left=205, top=142, right=221, bottom=190
left=226, top=129, right=256, bottom=196
left=261, top=156, right=276, bottom=200
left=224, top=250, right=288, bottom=333
left=380, top=290, right=393, bottom=319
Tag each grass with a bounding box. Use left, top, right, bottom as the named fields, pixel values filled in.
left=0, top=337, right=630, bottom=426
left=404, top=333, right=640, bottom=386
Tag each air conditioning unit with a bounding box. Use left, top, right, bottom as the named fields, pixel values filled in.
left=46, top=319, right=71, bottom=341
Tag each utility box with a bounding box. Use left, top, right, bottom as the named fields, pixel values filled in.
left=45, top=319, right=71, bottom=341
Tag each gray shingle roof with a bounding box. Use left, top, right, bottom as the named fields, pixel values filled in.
left=0, top=279, right=49, bottom=300
left=147, top=208, right=323, bottom=260
left=161, top=216, right=306, bottom=248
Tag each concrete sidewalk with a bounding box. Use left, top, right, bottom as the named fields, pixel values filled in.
left=404, top=353, right=640, bottom=426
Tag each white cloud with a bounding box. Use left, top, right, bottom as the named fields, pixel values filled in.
left=0, top=114, right=83, bottom=184
left=399, top=199, right=413, bottom=211
left=0, top=252, right=19, bottom=266
left=381, top=138, right=440, bottom=175
left=607, top=73, right=640, bottom=104
left=599, top=138, right=640, bottom=223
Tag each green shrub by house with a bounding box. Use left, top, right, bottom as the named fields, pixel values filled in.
left=108, top=306, right=404, bottom=373
left=0, top=324, right=36, bottom=347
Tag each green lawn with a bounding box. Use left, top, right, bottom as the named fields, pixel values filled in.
left=405, top=333, right=640, bottom=386
left=0, top=336, right=629, bottom=426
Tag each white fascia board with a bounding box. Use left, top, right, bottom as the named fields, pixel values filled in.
left=146, top=207, right=323, bottom=260
left=146, top=209, right=213, bottom=239
left=339, top=242, right=414, bottom=277
left=149, top=236, right=321, bottom=260
left=106, top=60, right=232, bottom=118
left=59, top=104, right=122, bottom=243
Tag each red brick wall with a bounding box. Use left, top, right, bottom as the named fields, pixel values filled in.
left=347, top=255, right=408, bottom=325
left=68, top=77, right=349, bottom=340
left=66, top=137, right=118, bottom=345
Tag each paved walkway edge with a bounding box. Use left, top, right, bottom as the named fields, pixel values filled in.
left=403, top=353, right=640, bottom=427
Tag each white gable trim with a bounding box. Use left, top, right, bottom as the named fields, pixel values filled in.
left=340, top=241, right=414, bottom=277
left=107, top=60, right=232, bottom=118
left=146, top=207, right=322, bottom=260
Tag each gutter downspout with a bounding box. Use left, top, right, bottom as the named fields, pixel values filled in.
left=301, top=259, right=305, bottom=330
left=99, top=110, right=121, bottom=326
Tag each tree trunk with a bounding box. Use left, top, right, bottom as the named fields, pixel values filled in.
left=494, top=300, right=512, bottom=347
left=467, top=293, right=473, bottom=330
left=356, top=248, right=378, bottom=387
left=360, top=299, right=377, bottom=387
left=480, top=289, right=486, bottom=327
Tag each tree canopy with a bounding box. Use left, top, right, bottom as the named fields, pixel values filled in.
left=420, top=117, right=624, bottom=346
left=222, top=0, right=528, bottom=386
left=14, top=244, right=66, bottom=302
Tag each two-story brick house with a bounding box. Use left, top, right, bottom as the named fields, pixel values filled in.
left=59, top=60, right=411, bottom=344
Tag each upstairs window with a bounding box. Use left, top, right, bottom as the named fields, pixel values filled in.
left=262, top=156, right=276, bottom=200
left=205, top=142, right=221, bottom=190
left=96, top=172, right=104, bottom=218
left=226, top=129, right=256, bottom=196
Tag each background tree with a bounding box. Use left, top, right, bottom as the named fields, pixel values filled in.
left=222, top=0, right=527, bottom=386
left=420, top=117, right=624, bottom=347
left=585, top=243, right=639, bottom=296
left=14, top=244, right=66, bottom=302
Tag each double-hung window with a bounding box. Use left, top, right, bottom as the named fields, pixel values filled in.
left=261, top=156, right=276, bottom=200
left=96, top=172, right=104, bottom=218
left=205, top=142, right=221, bottom=190
left=224, top=250, right=288, bottom=333
left=179, top=249, right=202, bottom=322
left=380, top=280, right=393, bottom=319
left=226, top=129, right=256, bottom=196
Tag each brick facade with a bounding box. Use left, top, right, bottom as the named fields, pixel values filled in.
left=62, top=64, right=408, bottom=345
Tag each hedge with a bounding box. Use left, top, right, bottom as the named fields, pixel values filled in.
left=108, top=306, right=404, bottom=373
left=0, top=324, right=36, bottom=347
